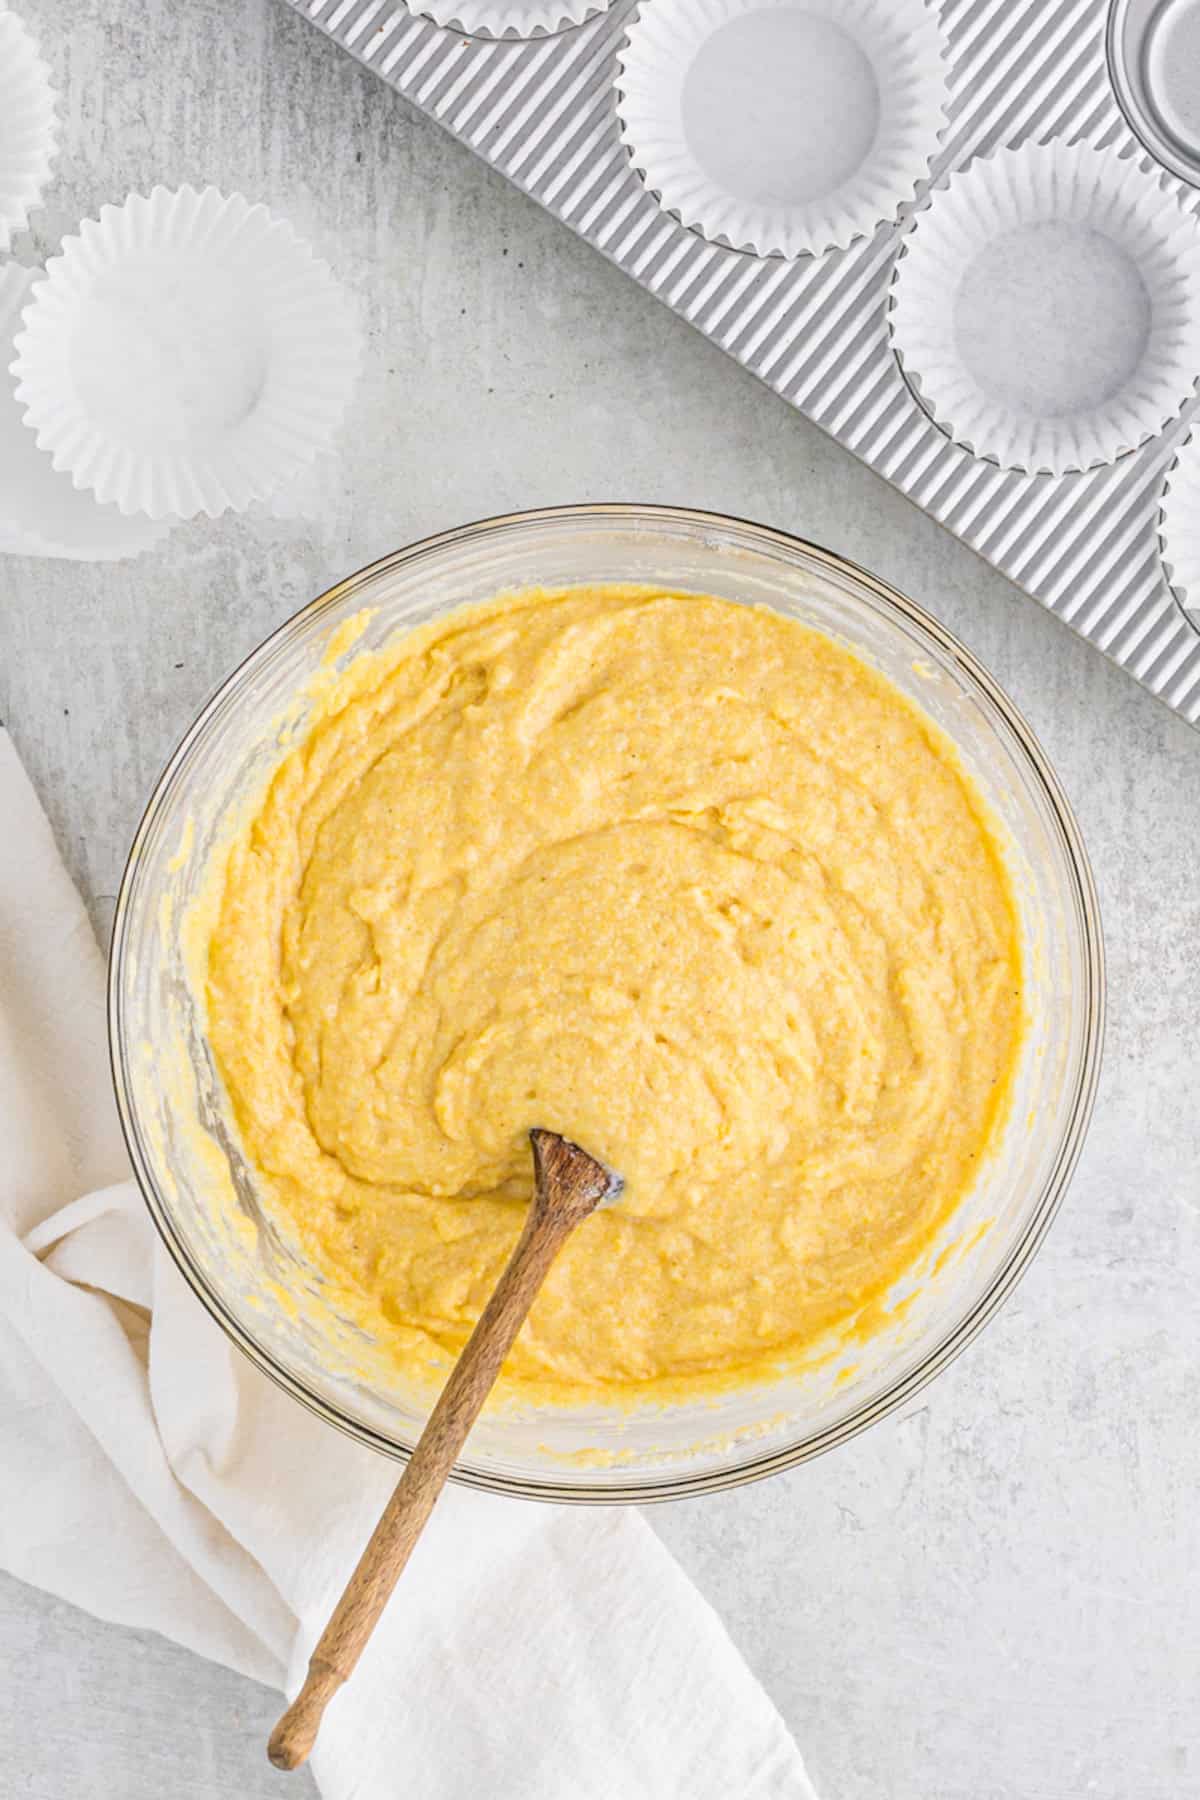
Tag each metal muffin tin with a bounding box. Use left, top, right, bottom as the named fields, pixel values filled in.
left=1109, top=0, right=1200, bottom=189
left=286, top=0, right=1200, bottom=726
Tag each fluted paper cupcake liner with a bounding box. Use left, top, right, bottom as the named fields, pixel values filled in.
left=1159, top=430, right=1200, bottom=620
left=0, top=3, right=59, bottom=253
left=889, top=142, right=1200, bottom=476
left=418, top=0, right=609, bottom=34
left=0, top=264, right=169, bottom=561
left=616, top=0, right=949, bottom=259
left=10, top=186, right=363, bottom=520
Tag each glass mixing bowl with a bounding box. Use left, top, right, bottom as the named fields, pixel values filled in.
left=109, top=504, right=1104, bottom=1501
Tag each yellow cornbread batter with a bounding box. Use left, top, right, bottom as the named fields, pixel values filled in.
left=205, top=585, right=1022, bottom=1403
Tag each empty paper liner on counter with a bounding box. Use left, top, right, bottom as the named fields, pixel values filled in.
left=10, top=185, right=363, bottom=520
left=0, top=3, right=59, bottom=253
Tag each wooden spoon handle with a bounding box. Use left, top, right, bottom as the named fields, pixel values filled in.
left=268, top=1141, right=602, bottom=1771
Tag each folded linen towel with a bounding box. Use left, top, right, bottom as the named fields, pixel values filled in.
left=0, top=726, right=815, bottom=1799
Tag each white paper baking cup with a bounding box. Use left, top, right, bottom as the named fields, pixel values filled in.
left=10, top=186, right=362, bottom=520
left=616, top=0, right=949, bottom=259
left=0, top=264, right=169, bottom=561
left=0, top=3, right=59, bottom=252
left=889, top=142, right=1200, bottom=476
left=1158, top=430, right=1200, bottom=620
left=418, top=0, right=608, bottom=34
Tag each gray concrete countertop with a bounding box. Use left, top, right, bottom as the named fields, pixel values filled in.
left=2, top=2, right=1198, bottom=1795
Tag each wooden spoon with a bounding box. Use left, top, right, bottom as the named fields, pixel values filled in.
left=267, top=1126, right=622, bottom=1772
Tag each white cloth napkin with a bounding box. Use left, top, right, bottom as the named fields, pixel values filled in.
left=0, top=727, right=815, bottom=1800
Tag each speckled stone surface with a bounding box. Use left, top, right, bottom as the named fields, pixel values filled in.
left=1, top=1, right=1198, bottom=1795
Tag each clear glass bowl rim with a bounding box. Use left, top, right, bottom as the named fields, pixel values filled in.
left=108, top=502, right=1106, bottom=1504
